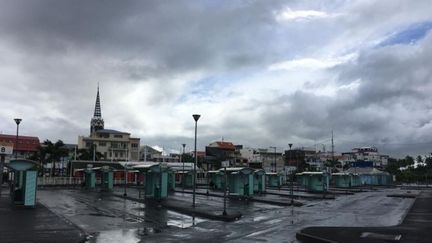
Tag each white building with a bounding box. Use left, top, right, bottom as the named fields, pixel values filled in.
left=342, top=146, right=389, bottom=167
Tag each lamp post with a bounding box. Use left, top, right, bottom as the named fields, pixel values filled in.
left=288, top=143, right=293, bottom=203
left=270, top=146, right=277, bottom=172
left=182, top=143, right=186, bottom=192
left=123, top=162, right=128, bottom=197
left=192, top=114, right=200, bottom=208
left=14, top=118, right=22, bottom=159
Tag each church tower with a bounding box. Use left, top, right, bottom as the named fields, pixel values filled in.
left=90, top=85, right=104, bottom=134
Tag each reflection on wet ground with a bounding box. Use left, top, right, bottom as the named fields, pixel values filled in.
left=37, top=187, right=415, bottom=242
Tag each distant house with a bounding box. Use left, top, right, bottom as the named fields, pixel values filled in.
left=0, top=134, right=40, bottom=160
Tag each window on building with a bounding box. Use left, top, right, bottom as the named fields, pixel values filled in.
left=115, top=152, right=118, bottom=157
left=114, top=134, right=123, bottom=138
left=131, top=143, right=138, bottom=148
left=86, top=142, right=92, bottom=148
left=99, top=142, right=106, bottom=146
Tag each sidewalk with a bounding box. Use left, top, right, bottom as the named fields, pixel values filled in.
left=296, top=190, right=432, bottom=243
left=0, top=193, right=86, bottom=243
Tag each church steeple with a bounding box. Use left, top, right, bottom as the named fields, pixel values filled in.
left=94, top=85, right=102, bottom=118
left=90, top=84, right=104, bottom=134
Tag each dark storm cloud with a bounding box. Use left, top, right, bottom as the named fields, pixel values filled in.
left=0, top=0, right=286, bottom=75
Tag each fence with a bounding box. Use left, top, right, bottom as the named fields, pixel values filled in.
left=37, top=177, right=83, bottom=186
left=37, top=176, right=138, bottom=186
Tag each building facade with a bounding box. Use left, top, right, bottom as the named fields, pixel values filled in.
left=0, top=134, right=40, bottom=161
left=342, top=146, right=389, bottom=167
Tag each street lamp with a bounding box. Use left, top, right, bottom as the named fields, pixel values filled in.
left=182, top=143, right=186, bottom=192
left=192, top=114, right=200, bottom=208
left=270, top=146, right=277, bottom=172
left=14, top=118, right=22, bottom=159
left=288, top=143, right=294, bottom=203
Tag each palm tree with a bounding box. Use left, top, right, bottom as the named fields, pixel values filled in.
left=36, top=140, right=69, bottom=176
left=76, top=144, right=104, bottom=161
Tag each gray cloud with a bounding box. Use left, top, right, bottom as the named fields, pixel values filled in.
left=0, top=0, right=431, bottom=158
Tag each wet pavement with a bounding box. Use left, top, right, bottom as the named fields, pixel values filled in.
left=297, top=190, right=431, bottom=242
left=0, top=192, right=85, bottom=243
left=34, top=186, right=415, bottom=242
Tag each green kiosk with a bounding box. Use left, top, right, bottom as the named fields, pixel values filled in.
left=6, top=159, right=39, bottom=207
left=183, top=171, right=194, bottom=188
left=208, top=170, right=225, bottom=190
left=100, top=166, right=114, bottom=191
left=225, top=167, right=254, bottom=197
left=167, top=168, right=176, bottom=192
left=253, top=169, right=266, bottom=193
left=84, top=167, right=96, bottom=189
left=332, top=172, right=352, bottom=188
left=298, top=172, right=330, bottom=192
left=266, top=172, right=284, bottom=187
left=133, top=163, right=169, bottom=200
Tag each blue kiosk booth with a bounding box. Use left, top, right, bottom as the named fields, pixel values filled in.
left=6, top=159, right=39, bottom=207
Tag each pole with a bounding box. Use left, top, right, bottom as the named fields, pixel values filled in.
left=192, top=114, right=200, bottom=208
left=14, top=118, right=22, bottom=159
left=289, top=143, right=293, bottom=203
left=206, top=161, right=209, bottom=195
left=123, top=163, right=127, bottom=197
left=182, top=144, right=186, bottom=192
left=223, top=165, right=227, bottom=216
left=0, top=154, right=4, bottom=197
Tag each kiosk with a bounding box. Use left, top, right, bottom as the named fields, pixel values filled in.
left=266, top=172, right=284, bottom=187
left=208, top=170, right=225, bottom=190
left=299, top=172, right=330, bottom=192
left=100, top=166, right=113, bottom=191
left=84, top=167, right=96, bottom=189
left=133, top=163, right=169, bottom=200
left=332, top=172, right=352, bottom=188
left=253, top=169, right=266, bottom=193
left=225, top=167, right=254, bottom=197
left=6, top=159, right=39, bottom=207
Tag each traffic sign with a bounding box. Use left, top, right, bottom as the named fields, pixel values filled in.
left=221, top=160, right=229, bottom=167
left=0, top=145, right=13, bottom=155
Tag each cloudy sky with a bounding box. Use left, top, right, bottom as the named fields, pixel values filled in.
left=0, top=0, right=432, bottom=157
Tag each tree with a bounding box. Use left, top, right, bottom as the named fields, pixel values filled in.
left=76, top=144, right=104, bottom=161
left=33, top=140, right=69, bottom=176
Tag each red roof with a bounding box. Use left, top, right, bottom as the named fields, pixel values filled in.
left=213, top=141, right=235, bottom=150
left=0, top=134, right=40, bottom=152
